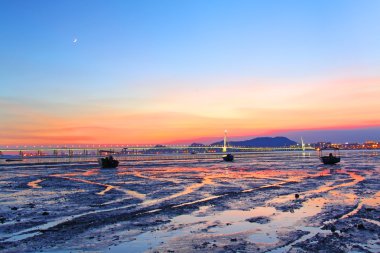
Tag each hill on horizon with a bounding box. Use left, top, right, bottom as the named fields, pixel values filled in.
left=211, top=136, right=297, bottom=147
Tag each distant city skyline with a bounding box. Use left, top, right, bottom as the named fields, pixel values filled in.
left=1, top=0, right=380, bottom=145
left=168, top=126, right=380, bottom=145
left=276, top=126, right=380, bottom=144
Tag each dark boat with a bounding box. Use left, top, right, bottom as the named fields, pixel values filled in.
left=98, top=155, right=119, bottom=168
left=222, top=153, right=234, bottom=162
left=5, top=158, right=23, bottom=162
left=318, top=148, right=340, bottom=165
left=320, top=155, right=340, bottom=165
left=0, top=155, right=23, bottom=162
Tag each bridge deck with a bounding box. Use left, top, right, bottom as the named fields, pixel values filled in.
left=0, top=151, right=314, bottom=165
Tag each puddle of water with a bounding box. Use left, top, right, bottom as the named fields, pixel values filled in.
left=112, top=197, right=326, bottom=252
left=212, top=198, right=325, bottom=242
left=110, top=229, right=177, bottom=253
left=268, top=226, right=330, bottom=253
left=250, top=232, right=278, bottom=244
left=4, top=231, right=41, bottom=242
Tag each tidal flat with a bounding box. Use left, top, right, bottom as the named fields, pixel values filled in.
left=0, top=151, right=379, bottom=252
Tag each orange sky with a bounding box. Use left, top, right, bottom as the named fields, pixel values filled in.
left=1, top=76, right=379, bottom=145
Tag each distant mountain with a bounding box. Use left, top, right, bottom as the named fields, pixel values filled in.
left=211, top=136, right=297, bottom=147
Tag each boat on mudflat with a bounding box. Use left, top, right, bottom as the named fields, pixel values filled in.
left=320, top=155, right=340, bottom=165
left=0, top=155, right=23, bottom=162
left=318, top=148, right=341, bottom=165
left=5, top=158, right=23, bottom=162
left=98, top=155, right=119, bottom=168
left=222, top=153, right=234, bottom=162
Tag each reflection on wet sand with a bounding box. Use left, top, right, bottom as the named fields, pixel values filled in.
left=363, top=191, right=380, bottom=206
left=82, top=168, right=99, bottom=176
left=139, top=167, right=306, bottom=208
left=269, top=170, right=365, bottom=205
left=157, top=175, right=214, bottom=200
left=50, top=175, right=145, bottom=199
left=97, top=185, right=114, bottom=196
left=50, top=175, right=116, bottom=195
left=27, top=179, right=44, bottom=189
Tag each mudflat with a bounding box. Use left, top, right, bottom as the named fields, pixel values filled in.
left=0, top=151, right=379, bottom=252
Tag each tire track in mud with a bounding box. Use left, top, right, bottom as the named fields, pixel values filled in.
left=336, top=190, right=380, bottom=220
left=363, top=218, right=380, bottom=227
left=1, top=178, right=298, bottom=244
left=2, top=169, right=363, bottom=247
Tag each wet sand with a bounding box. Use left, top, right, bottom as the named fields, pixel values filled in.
left=0, top=151, right=379, bottom=252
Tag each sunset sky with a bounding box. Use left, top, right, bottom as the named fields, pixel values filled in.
left=1, top=0, right=380, bottom=145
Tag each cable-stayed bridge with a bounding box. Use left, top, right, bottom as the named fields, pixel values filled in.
left=0, top=144, right=314, bottom=156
